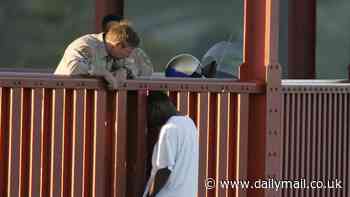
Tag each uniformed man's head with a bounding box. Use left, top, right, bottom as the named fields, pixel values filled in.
left=104, top=20, right=140, bottom=58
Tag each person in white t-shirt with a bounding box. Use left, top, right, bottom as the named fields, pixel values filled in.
left=144, top=91, right=199, bottom=197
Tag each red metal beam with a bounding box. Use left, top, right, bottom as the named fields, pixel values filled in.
left=288, top=0, right=316, bottom=79
left=240, top=1, right=282, bottom=197
left=126, top=91, right=148, bottom=197
left=0, top=75, right=265, bottom=93
left=95, top=0, right=124, bottom=32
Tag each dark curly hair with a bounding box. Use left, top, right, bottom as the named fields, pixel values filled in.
left=147, top=91, right=178, bottom=130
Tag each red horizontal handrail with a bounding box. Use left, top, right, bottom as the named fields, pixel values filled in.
left=0, top=72, right=265, bottom=93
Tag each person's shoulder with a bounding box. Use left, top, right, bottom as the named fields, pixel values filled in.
left=69, top=33, right=102, bottom=47
left=130, top=48, right=149, bottom=58
left=167, top=116, right=196, bottom=129
left=132, top=48, right=145, bottom=53
left=79, top=33, right=102, bottom=41
left=169, top=115, right=194, bottom=123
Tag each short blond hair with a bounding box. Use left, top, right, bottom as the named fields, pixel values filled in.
left=105, top=20, right=140, bottom=48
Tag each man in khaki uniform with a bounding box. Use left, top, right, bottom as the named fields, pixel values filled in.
left=54, top=20, right=153, bottom=89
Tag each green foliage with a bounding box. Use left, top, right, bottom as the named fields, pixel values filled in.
left=0, top=0, right=93, bottom=68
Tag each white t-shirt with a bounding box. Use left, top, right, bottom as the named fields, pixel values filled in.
left=143, top=116, right=199, bottom=197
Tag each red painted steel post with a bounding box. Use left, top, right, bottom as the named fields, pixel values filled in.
left=126, top=91, right=148, bottom=197
left=95, top=0, right=124, bottom=32
left=240, top=1, right=282, bottom=197
left=288, top=0, right=316, bottom=79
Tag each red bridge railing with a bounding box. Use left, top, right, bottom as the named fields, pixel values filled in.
left=0, top=73, right=265, bottom=197
left=281, top=80, right=350, bottom=197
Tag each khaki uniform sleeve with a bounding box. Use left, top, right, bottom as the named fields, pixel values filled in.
left=55, top=45, right=93, bottom=75
left=126, top=48, right=154, bottom=77
left=56, top=44, right=109, bottom=76
left=75, top=45, right=110, bottom=76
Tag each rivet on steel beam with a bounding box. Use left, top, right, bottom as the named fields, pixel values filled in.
left=274, top=109, right=278, bottom=113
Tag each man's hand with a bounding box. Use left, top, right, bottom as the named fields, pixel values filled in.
left=104, top=71, right=119, bottom=90
left=112, top=69, right=127, bottom=80
left=105, top=69, right=128, bottom=90
left=148, top=168, right=171, bottom=197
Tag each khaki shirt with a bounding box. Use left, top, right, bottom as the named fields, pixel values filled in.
left=54, top=33, right=153, bottom=78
